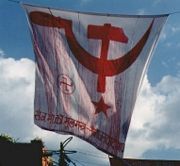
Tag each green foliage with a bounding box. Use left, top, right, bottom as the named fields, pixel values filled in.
left=0, top=134, right=15, bottom=143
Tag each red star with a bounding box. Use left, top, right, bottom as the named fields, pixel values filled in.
left=92, top=97, right=111, bottom=117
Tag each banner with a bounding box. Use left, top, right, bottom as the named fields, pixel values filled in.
left=23, top=4, right=168, bottom=157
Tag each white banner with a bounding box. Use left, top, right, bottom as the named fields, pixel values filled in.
left=23, top=4, right=168, bottom=157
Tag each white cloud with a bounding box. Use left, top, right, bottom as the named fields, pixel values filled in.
left=177, top=42, right=180, bottom=48
left=1, top=55, right=180, bottom=162
left=153, top=0, right=162, bottom=6
left=0, top=56, right=108, bottom=165
left=177, top=62, right=180, bottom=67
left=161, top=24, right=180, bottom=41
left=165, top=42, right=172, bottom=47
left=124, top=74, right=180, bottom=158
left=137, top=9, right=146, bottom=15
left=159, top=29, right=167, bottom=41
left=171, top=26, right=180, bottom=34
left=80, top=0, right=91, bottom=6
left=161, top=61, right=168, bottom=68
left=0, top=48, right=5, bottom=58
left=0, top=57, right=35, bottom=140
left=0, top=57, right=57, bottom=142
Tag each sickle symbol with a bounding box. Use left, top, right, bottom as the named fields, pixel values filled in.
left=30, top=11, right=153, bottom=93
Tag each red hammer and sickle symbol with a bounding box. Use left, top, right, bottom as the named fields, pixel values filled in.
left=30, top=12, right=153, bottom=93
left=88, top=24, right=128, bottom=92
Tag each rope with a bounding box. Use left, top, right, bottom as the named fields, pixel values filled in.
left=7, top=0, right=180, bottom=17
left=169, top=10, right=180, bottom=15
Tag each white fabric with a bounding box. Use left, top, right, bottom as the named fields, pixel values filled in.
left=23, top=4, right=168, bottom=157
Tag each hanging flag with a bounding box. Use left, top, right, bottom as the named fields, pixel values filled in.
left=23, top=4, right=168, bottom=157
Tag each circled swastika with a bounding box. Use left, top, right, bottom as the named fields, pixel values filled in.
left=58, top=74, right=75, bottom=94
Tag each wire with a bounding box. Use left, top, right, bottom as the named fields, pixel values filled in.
left=7, top=0, right=180, bottom=17
left=49, top=148, right=107, bottom=158
left=75, top=148, right=108, bottom=158
left=77, top=151, right=107, bottom=159
left=169, top=11, right=180, bottom=15
left=70, top=157, right=86, bottom=166
left=71, top=156, right=108, bottom=166
left=52, top=160, right=59, bottom=165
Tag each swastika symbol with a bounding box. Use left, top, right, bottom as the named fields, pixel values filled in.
left=58, top=74, right=75, bottom=94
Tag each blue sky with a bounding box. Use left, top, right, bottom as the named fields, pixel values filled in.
left=0, top=0, right=180, bottom=165
left=1, top=0, right=180, bottom=84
